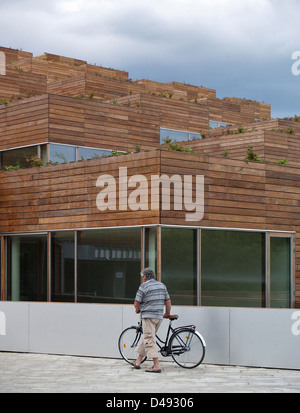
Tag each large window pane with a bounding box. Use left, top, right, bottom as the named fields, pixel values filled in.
left=49, top=144, right=76, bottom=164
left=0, top=146, right=38, bottom=169
left=51, top=232, right=75, bottom=302
left=209, top=120, right=233, bottom=129
left=78, top=147, right=111, bottom=160
left=161, top=228, right=197, bottom=306
left=144, top=227, right=157, bottom=274
left=7, top=235, right=47, bottom=302
left=270, top=237, right=291, bottom=308
left=160, top=128, right=202, bottom=144
left=77, top=228, right=141, bottom=304
left=201, top=230, right=265, bottom=308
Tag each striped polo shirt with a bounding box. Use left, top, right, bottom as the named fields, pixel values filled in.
left=135, top=279, right=170, bottom=320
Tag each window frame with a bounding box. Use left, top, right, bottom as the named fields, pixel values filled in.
left=0, top=226, right=296, bottom=308
left=266, top=232, right=295, bottom=308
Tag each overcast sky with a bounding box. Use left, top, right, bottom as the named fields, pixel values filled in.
left=0, top=0, right=299, bottom=118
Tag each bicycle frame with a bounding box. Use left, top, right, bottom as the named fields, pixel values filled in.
left=134, top=318, right=197, bottom=357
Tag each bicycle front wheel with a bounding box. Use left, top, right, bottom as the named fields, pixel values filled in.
left=118, top=327, right=147, bottom=365
left=169, top=329, right=205, bottom=369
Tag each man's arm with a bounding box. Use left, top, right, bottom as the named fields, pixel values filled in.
left=134, top=300, right=141, bottom=314
left=163, top=299, right=172, bottom=318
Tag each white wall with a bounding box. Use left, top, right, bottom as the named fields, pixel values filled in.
left=0, top=302, right=299, bottom=370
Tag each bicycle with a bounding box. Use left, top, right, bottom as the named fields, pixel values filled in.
left=118, top=314, right=206, bottom=369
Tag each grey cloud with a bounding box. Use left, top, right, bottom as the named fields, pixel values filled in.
left=0, top=0, right=298, bottom=117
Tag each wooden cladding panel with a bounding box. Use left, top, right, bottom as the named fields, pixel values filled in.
left=48, top=94, right=160, bottom=151
left=36, top=54, right=129, bottom=81
left=1, top=148, right=298, bottom=236
left=0, top=94, right=161, bottom=152
left=160, top=150, right=267, bottom=229
left=0, top=151, right=161, bottom=232
left=0, top=68, right=47, bottom=101
left=187, top=130, right=266, bottom=160
left=167, top=81, right=216, bottom=100
left=48, top=94, right=85, bottom=147
left=39, top=53, right=86, bottom=66
left=47, top=73, right=144, bottom=100
left=11, top=54, right=129, bottom=87
left=207, top=97, right=271, bottom=123
left=1, top=148, right=297, bottom=233
left=46, top=74, right=87, bottom=98
left=134, top=79, right=216, bottom=100
left=117, top=93, right=270, bottom=134
left=0, top=95, right=49, bottom=150
left=186, top=120, right=300, bottom=166
left=116, top=94, right=209, bottom=134
left=265, top=163, right=300, bottom=231
left=0, top=47, right=32, bottom=65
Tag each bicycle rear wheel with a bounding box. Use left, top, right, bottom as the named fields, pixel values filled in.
left=169, top=329, right=205, bottom=369
left=118, top=327, right=147, bottom=365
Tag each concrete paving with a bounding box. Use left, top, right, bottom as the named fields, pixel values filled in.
left=0, top=352, right=299, bottom=393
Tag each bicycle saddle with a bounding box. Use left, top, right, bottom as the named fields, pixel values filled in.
left=165, top=314, right=179, bottom=320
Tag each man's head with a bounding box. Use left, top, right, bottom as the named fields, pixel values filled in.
left=141, top=267, right=156, bottom=281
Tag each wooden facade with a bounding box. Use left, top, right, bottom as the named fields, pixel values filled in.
left=185, top=119, right=300, bottom=166
left=0, top=147, right=294, bottom=231
left=0, top=94, right=160, bottom=152
left=116, top=94, right=210, bottom=134
left=0, top=46, right=32, bottom=64
left=9, top=52, right=129, bottom=83
left=0, top=149, right=299, bottom=306
left=207, top=97, right=271, bottom=124
left=0, top=46, right=298, bottom=307
left=0, top=47, right=271, bottom=141
left=0, top=68, right=47, bottom=101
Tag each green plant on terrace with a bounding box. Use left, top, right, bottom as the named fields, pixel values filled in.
left=3, top=161, right=21, bottom=170
left=162, top=138, right=196, bottom=153
left=245, top=146, right=262, bottom=163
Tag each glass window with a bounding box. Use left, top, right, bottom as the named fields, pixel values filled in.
left=209, top=120, right=233, bottom=129
left=270, top=237, right=291, bottom=308
left=161, top=228, right=197, bottom=306
left=144, top=227, right=157, bottom=274
left=0, top=146, right=38, bottom=169
left=160, top=128, right=202, bottom=144
left=51, top=232, right=75, bottom=302
left=78, top=147, right=111, bottom=160
left=7, top=235, right=47, bottom=302
left=49, top=144, right=76, bottom=164
left=40, top=144, right=48, bottom=165
left=77, top=228, right=141, bottom=304
left=201, top=230, right=265, bottom=308
left=219, top=122, right=230, bottom=128
left=209, top=120, right=219, bottom=129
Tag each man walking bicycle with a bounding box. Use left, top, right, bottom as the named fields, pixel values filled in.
left=133, top=268, right=171, bottom=373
